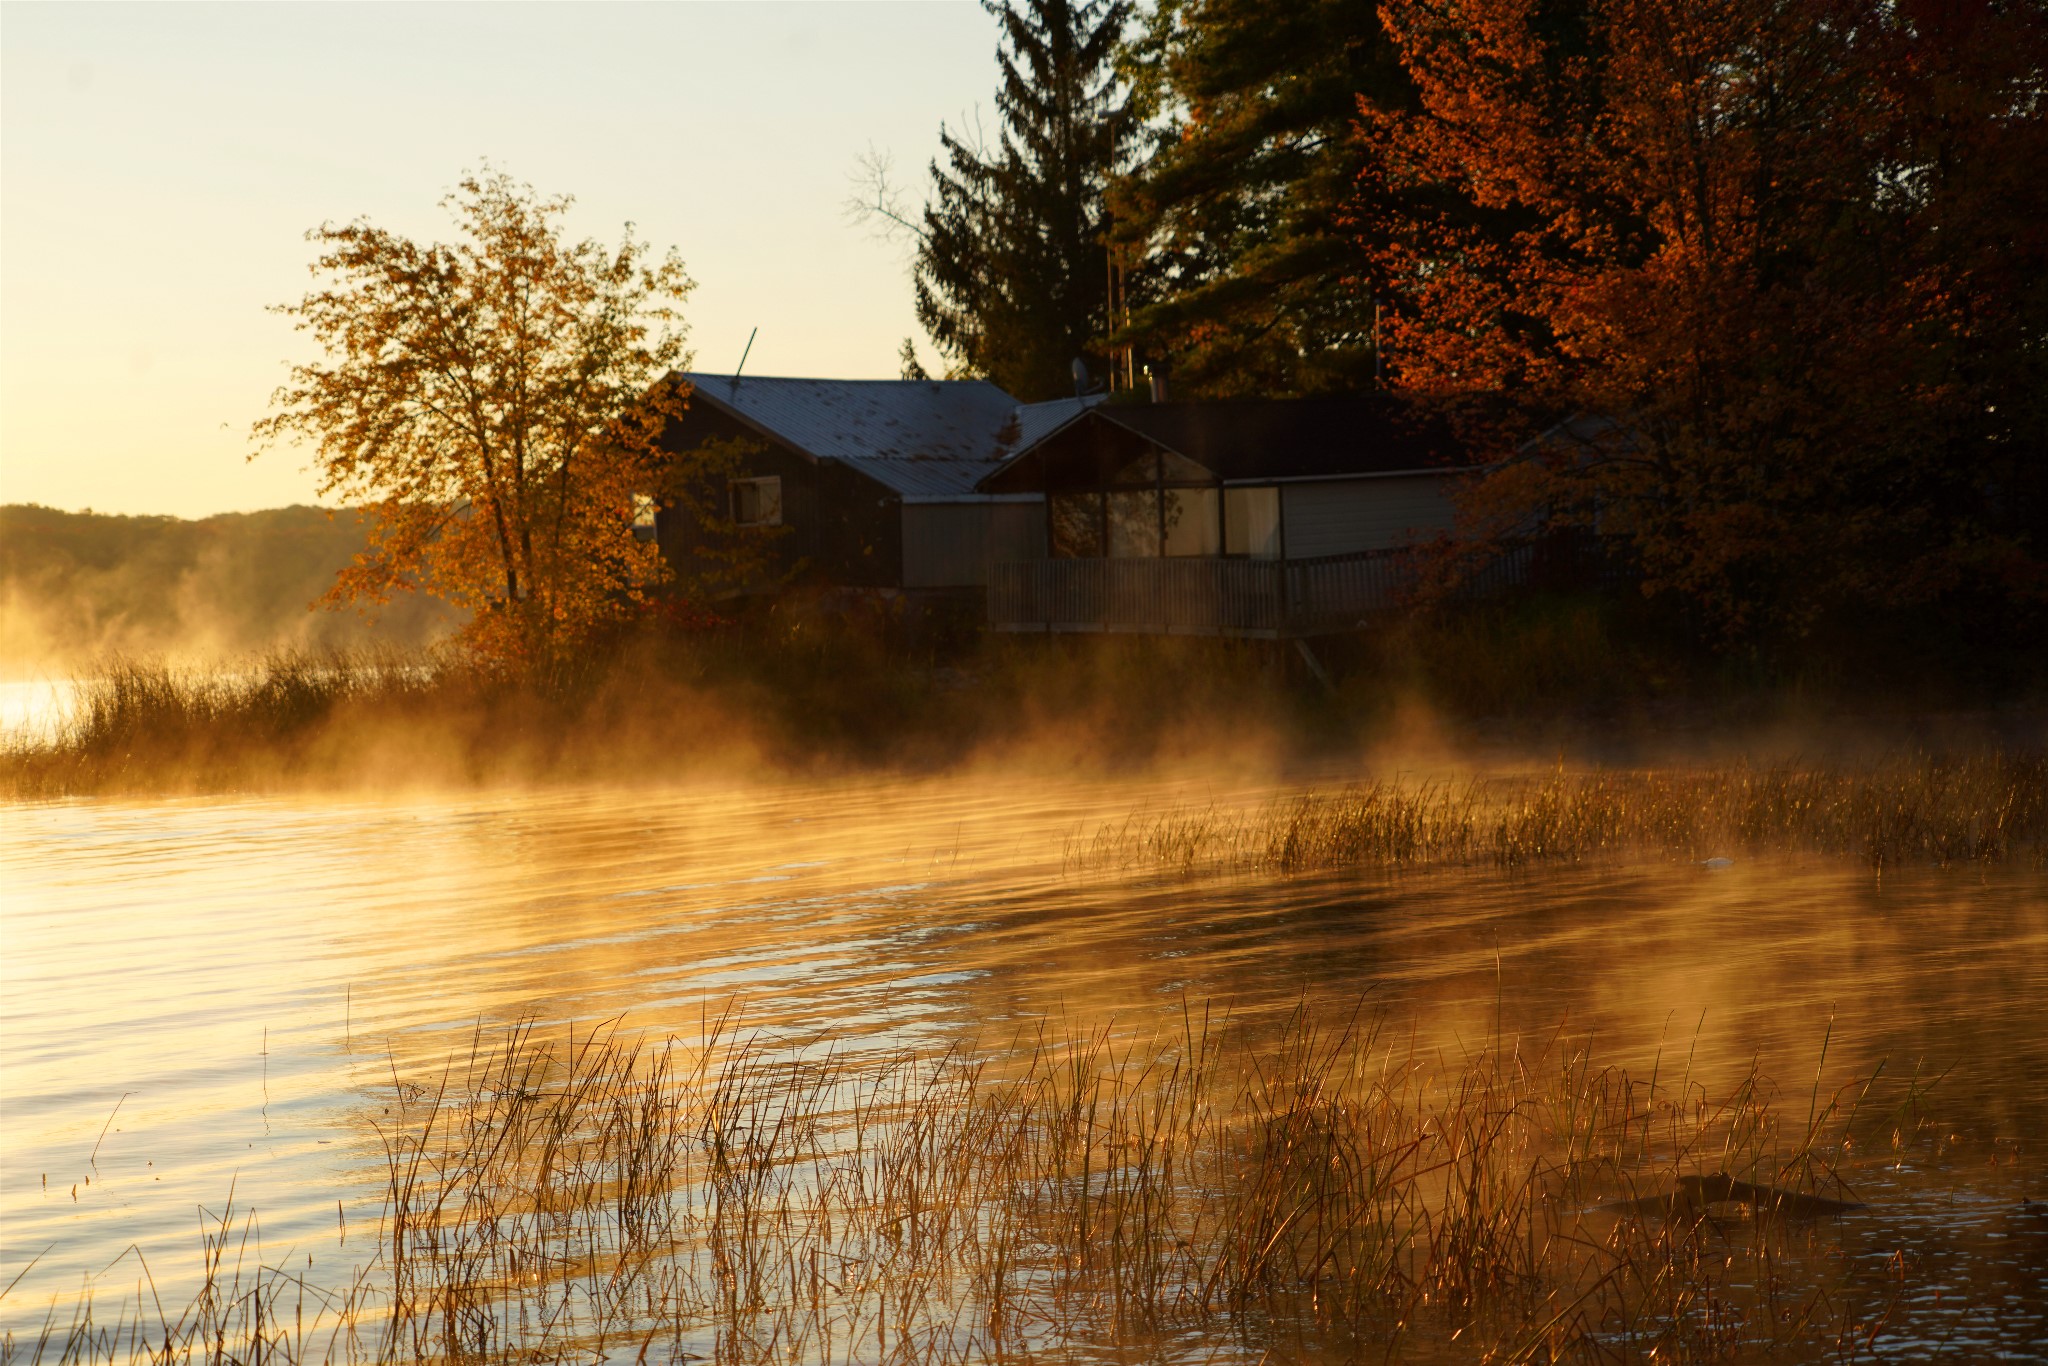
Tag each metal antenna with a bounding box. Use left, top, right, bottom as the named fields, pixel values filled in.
left=732, top=327, right=758, bottom=390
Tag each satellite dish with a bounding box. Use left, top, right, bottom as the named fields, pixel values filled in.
left=1070, top=357, right=1090, bottom=398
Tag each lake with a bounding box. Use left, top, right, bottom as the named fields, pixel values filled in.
left=3, top=773, right=2044, bottom=1361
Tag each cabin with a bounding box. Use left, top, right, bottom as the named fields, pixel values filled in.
left=654, top=377, right=1512, bottom=637
left=975, top=396, right=1497, bottom=637
left=653, top=372, right=1092, bottom=596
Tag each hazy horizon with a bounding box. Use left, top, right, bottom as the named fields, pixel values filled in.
left=0, top=1, right=997, bottom=520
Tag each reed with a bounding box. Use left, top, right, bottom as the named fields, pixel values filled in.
left=9, top=1004, right=1924, bottom=1365
left=1069, top=753, right=2048, bottom=875
left=0, top=650, right=456, bottom=796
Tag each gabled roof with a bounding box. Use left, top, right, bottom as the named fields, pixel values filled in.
left=979, top=394, right=1479, bottom=490
left=676, top=373, right=1079, bottom=500
left=1520, top=412, right=1639, bottom=460
left=997, top=394, right=1104, bottom=458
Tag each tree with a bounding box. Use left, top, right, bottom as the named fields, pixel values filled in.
left=869, top=0, right=1133, bottom=401
left=254, top=169, right=694, bottom=671
left=897, top=337, right=932, bottom=381
left=1359, top=0, right=2048, bottom=641
left=1109, top=0, right=1417, bottom=397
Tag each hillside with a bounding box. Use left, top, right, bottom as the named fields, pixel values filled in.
left=0, top=504, right=460, bottom=673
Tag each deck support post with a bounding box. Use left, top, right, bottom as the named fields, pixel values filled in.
left=1293, top=638, right=1338, bottom=694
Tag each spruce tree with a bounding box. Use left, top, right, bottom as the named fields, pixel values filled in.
left=1110, top=0, right=1416, bottom=398
left=914, top=0, right=1133, bottom=402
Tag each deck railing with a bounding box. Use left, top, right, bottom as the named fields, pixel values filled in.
left=989, top=545, right=1535, bottom=637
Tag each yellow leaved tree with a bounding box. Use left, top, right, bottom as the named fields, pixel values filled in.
left=255, top=168, right=694, bottom=674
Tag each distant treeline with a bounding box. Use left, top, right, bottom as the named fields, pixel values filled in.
left=0, top=504, right=459, bottom=672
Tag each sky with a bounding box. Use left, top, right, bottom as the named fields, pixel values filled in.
left=0, top=1, right=1000, bottom=518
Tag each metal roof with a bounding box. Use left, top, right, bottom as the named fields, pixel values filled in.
left=998, top=395, right=1103, bottom=457
left=677, top=373, right=1096, bottom=500
left=979, top=395, right=1480, bottom=491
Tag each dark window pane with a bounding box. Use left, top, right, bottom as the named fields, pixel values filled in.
left=1109, top=451, right=1158, bottom=486
left=1225, top=486, right=1281, bottom=558
left=1050, top=492, right=1103, bottom=558
left=1108, top=490, right=1161, bottom=557
left=1164, top=488, right=1220, bottom=556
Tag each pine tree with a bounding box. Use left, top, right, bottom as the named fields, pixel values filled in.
left=1109, top=0, right=1416, bottom=398
left=897, top=337, right=931, bottom=381
left=914, top=0, right=1133, bottom=402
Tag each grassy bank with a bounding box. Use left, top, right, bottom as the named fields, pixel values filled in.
left=1070, top=754, right=2048, bottom=874
left=17, top=1004, right=1937, bottom=1366
left=4, top=591, right=2044, bottom=799
left=0, top=629, right=1324, bottom=795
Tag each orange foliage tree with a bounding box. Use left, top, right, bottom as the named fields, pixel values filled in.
left=1358, top=0, right=2047, bottom=639
left=255, top=169, right=695, bottom=672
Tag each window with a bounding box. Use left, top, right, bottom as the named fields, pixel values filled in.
left=1050, top=492, right=1103, bottom=557
left=730, top=476, right=783, bottom=527
left=1225, top=487, right=1281, bottom=559
left=1163, top=488, right=1221, bottom=556
left=632, top=494, right=658, bottom=529
left=1107, top=490, right=1161, bottom=557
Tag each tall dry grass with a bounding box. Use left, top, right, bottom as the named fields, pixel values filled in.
left=0, top=649, right=729, bottom=796
left=10, top=1005, right=1925, bottom=1365
left=1069, top=755, right=2048, bottom=875
left=0, top=651, right=451, bottom=796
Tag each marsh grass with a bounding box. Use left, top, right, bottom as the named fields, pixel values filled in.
left=0, top=632, right=1307, bottom=794
left=0, top=651, right=453, bottom=795
left=0, top=649, right=712, bottom=796
left=9, top=1004, right=1929, bottom=1366
left=1070, top=754, right=2048, bottom=875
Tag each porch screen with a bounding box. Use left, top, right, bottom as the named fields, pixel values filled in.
left=1225, top=487, right=1281, bottom=559
left=1107, top=491, right=1160, bottom=557
left=1163, top=488, right=1221, bottom=556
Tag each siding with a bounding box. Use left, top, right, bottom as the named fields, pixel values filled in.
left=902, top=501, right=1047, bottom=588
left=1278, top=474, right=1462, bottom=558
left=656, top=428, right=903, bottom=588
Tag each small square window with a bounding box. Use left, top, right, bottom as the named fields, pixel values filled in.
left=730, top=476, right=783, bottom=527
left=632, top=494, right=658, bottom=529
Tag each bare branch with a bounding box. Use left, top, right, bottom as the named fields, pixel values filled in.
left=843, top=144, right=926, bottom=245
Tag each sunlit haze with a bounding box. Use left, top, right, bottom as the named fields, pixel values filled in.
left=0, top=1, right=996, bottom=518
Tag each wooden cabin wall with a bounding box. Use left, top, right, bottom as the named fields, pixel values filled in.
left=811, top=460, right=902, bottom=588
left=656, top=402, right=902, bottom=589
left=1278, top=474, right=1465, bottom=557
left=901, top=502, right=1047, bottom=588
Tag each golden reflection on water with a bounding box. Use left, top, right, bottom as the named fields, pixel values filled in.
left=2, top=774, right=2043, bottom=1353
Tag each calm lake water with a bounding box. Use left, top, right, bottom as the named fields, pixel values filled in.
left=3, top=774, right=2044, bottom=1360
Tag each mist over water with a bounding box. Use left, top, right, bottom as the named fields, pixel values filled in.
left=3, top=774, right=2044, bottom=1358
left=0, top=680, right=75, bottom=744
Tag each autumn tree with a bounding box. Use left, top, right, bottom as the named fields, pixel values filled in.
left=1361, top=0, right=2047, bottom=641
left=255, top=169, right=694, bottom=671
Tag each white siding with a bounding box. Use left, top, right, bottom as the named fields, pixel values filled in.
left=1278, top=474, right=1462, bottom=558
left=902, top=501, right=1047, bottom=588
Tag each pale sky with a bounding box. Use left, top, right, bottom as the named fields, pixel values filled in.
left=0, top=1, right=998, bottom=517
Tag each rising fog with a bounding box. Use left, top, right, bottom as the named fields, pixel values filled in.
left=0, top=504, right=460, bottom=676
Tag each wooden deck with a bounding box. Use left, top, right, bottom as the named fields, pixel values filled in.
left=988, top=547, right=1533, bottom=638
